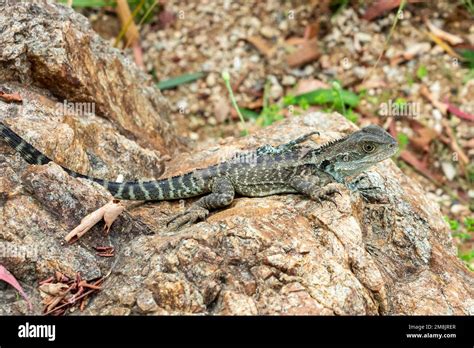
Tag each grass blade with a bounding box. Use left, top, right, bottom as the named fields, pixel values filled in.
left=157, top=72, right=205, bottom=90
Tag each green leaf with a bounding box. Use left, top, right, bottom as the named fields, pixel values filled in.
left=344, top=109, right=359, bottom=123
left=57, top=0, right=116, bottom=7
left=157, top=72, right=205, bottom=90
left=444, top=216, right=460, bottom=231
left=284, top=88, right=359, bottom=109
left=397, top=133, right=409, bottom=150
left=240, top=108, right=260, bottom=120
left=464, top=217, right=474, bottom=232
left=459, top=250, right=474, bottom=262
left=394, top=97, right=407, bottom=106
left=452, top=232, right=472, bottom=241
left=459, top=49, right=474, bottom=69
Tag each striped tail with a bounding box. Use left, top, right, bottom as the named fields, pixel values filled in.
left=0, top=122, right=207, bottom=201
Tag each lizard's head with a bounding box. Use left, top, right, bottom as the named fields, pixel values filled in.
left=321, top=125, right=399, bottom=181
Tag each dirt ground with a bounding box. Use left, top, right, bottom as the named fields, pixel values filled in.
left=83, top=0, right=472, bottom=269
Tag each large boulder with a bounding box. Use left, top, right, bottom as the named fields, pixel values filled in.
left=0, top=1, right=472, bottom=316
left=1, top=110, right=472, bottom=315
left=0, top=1, right=178, bottom=154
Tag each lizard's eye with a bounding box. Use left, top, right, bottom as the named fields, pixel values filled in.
left=363, top=143, right=375, bottom=153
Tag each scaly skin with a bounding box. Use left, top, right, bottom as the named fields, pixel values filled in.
left=0, top=122, right=398, bottom=229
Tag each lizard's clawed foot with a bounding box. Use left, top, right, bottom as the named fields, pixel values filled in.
left=310, top=184, right=342, bottom=208
left=166, top=206, right=209, bottom=231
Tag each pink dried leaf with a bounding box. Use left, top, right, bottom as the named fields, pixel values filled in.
left=444, top=99, right=474, bottom=122
left=0, top=265, right=32, bottom=311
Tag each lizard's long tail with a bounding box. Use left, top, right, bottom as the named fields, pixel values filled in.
left=0, top=122, right=205, bottom=200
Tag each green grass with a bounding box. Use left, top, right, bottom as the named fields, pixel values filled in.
left=416, top=65, right=428, bottom=80
left=464, top=217, right=474, bottom=232
left=396, top=133, right=409, bottom=151
left=57, top=0, right=115, bottom=6
left=156, top=72, right=205, bottom=90
left=222, top=71, right=248, bottom=136
left=459, top=0, right=474, bottom=15
left=445, top=216, right=460, bottom=231
left=445, top=216, right=474, bottom=271
left=283, top=82, right=360, bottom=123
left=58, top=0, right=159, bottom=23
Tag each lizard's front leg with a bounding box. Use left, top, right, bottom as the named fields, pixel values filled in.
left=290, top=176, right=341, bottom=207
left=166, top=177, right=235, bottom=230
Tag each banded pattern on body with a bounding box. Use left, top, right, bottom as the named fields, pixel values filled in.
left=0, top=121, right=207, bottom=201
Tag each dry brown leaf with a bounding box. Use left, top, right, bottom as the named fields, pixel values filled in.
left=426, top=20, right=463, bottom=46
left=363, top=0, right=424, bottom=21
left=285, top=37, right=307, bottom=46
left=420, top=85, right=448, bottom=115
left=103, top=201, right=126, bottom=233
left=355, top=79, right=387, bottom=92
left=116, top=0, right=140, bottom=46
left=39, top=283, right=69, bottom=297
left=213, top=98, right=231, bottom=123
left=294, top=79, right=330, bottom=96
left=304, top=23, right=319, bottom=40
left=242, top=99, right=263, bottom=110
left=410, top=127, right=437, bottom=152
left=400, top=150, right=444, bottom=185
left=65, top=200, right=125, bottom=242
left=246, top=36, right=275, bottom=58
left=425, top=31, right=460, bottom=58
left=0, top=91, right=22, bottom=103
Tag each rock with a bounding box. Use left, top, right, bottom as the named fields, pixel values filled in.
left=260, top=26, right=278, bottom=39
left=281, top=75, right=296, bottom=86
left=0, top=2, right=472, bottom=317
left=136, top=289, right=159, bottom=313
left=205, top=73, right=217, bottom=87
left=2, top=107, right=472, bottom=315
left=441, top=161, right=456, bottom=181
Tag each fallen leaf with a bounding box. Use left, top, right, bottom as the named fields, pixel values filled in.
left=400, top=150, right=444, bottom=185
left=213, top=98, right=231, bottom=123
left=246, top=35, right=275, bottom=58
left=157, top=9, right=176, bottom=30
left=363, top=0, right=424, bottom=21
left=0, top=91, right=22, bottom=103
left=426, top=20, right=463, bottom=46
left=39, top=283, right=69, bottom=297
left=65, top=200, right=125, bottom=242
left=285, top=37, right=307, bottom=46
left=444, top=99, right=474, bottom=122
left=409, top=127, right=437, bottom=152
left=304, top=23, right=319, bottom=40
left=390, top=42, right=431, bottom=65
left=0, top=265, right=32, bottom=311
left=355, top=78, right=387, bottom=92
left=420, top=85, right=448, bottom=115
left=294, top=79, right=330, bottom=96
left=425, top=31, right=460, bottom=58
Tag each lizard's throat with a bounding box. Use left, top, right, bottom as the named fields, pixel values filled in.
left=324, top=162, right=371, bottom=183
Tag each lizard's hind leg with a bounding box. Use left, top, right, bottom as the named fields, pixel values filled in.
left=166, top=177, right=235, bottom=230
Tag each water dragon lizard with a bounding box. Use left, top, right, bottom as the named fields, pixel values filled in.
left=0, top=121, right=398, bottom=229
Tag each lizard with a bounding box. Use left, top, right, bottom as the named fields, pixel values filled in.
left=0, top=121, right=398, bottom=230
